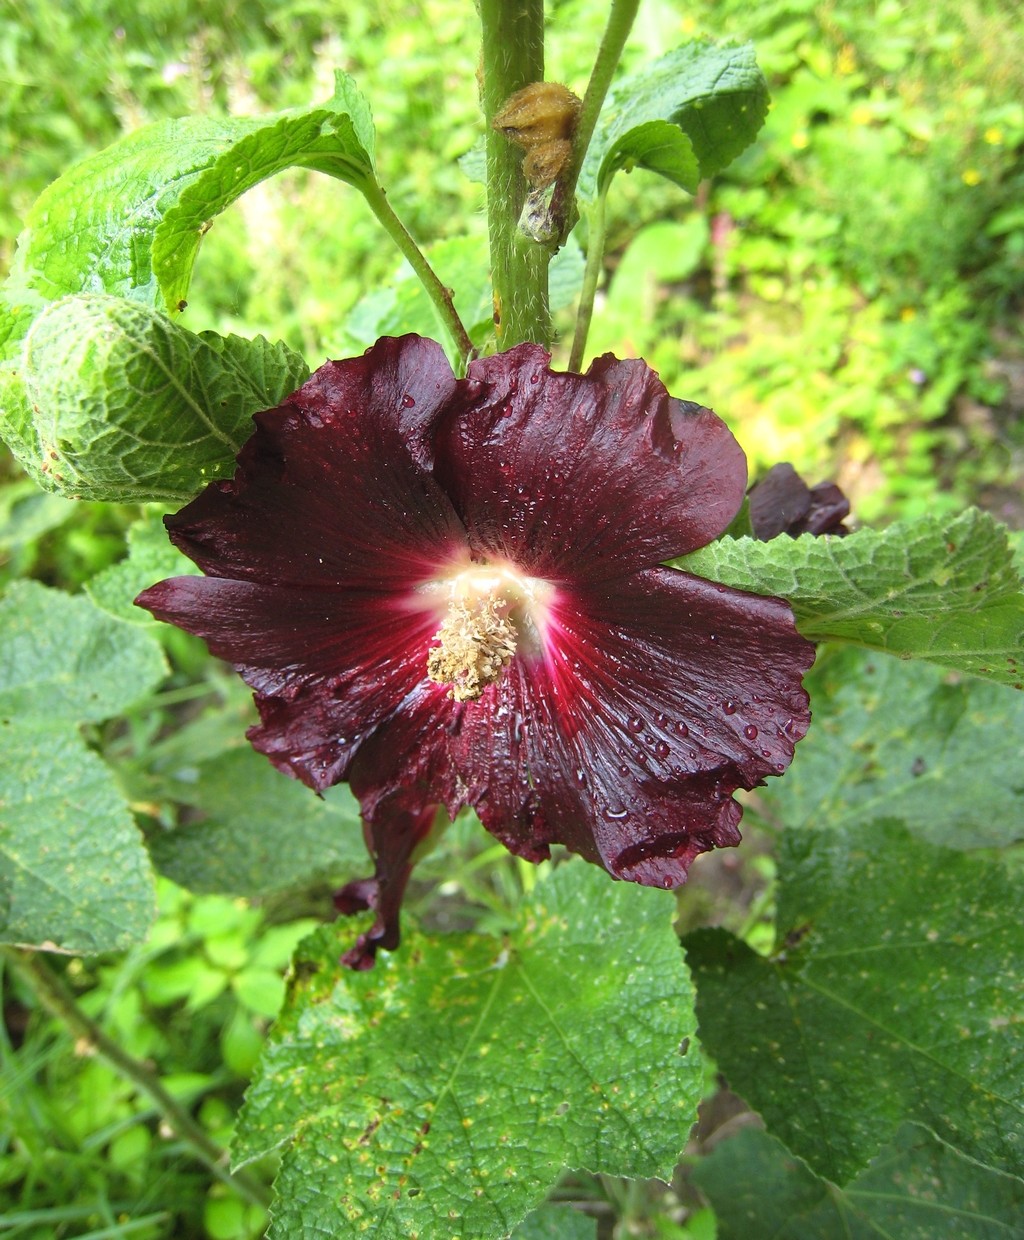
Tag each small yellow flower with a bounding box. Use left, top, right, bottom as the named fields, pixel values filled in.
left=850, top=104, right=874, bottom=126
left=962, top=168, right=982, bottom=186
left=900, top=307, right=917, bottom=323
left=983, top=127, right=1004, bottom=145
left=791, top=130, right=810, bottom=150
left=836, top=45, right=857, bottom=75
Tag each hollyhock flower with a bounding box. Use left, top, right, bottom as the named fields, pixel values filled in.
left=137, top=335, right=814, bottom=967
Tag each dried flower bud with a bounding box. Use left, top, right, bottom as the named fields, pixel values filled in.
left=493, top=81, right=582, bottom=189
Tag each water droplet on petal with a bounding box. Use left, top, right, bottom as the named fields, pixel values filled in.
left=744, top=724, right=758, bottom=740
left=603, top=805, right=629, bottom=821
left=575, top=768, right=587, bottom=788
left=709, top=634, right=718, bottom=642
left=626, top=715, right=644, bottom=733
left=529, top=372, right=540, bottom=384
left=654, top=740, right=670, bottom=759
left=401, top=393, right=416, bottom=408
left=723, top=700, right=737, bottom=715
left=675, top=721, right=689, bottom=737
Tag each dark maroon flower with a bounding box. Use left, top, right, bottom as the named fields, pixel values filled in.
left=748, top=462, right=851, bottom=540
left=138, top=336, right=814, bottom=967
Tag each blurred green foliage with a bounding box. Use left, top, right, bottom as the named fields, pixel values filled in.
left=585, top=0, right=1024, bottom=520
left=1, top=879, right=290, bottom=1238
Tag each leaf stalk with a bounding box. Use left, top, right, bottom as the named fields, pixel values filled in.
left=567, top=184, right=610, bottom=372
left=548, top=0, right=641, bottom=243
left=361, top=180, right=476, bottom=367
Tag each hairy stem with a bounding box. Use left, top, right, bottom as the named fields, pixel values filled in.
left=550, top=0, right=641, bottom=242
left=361, top=180, right=475, bottom=367
left=479, top=0, right=549, bottom=348
left=567, top=186, right=609, bottom=372
left=2, top=947, right=272, bottom=1210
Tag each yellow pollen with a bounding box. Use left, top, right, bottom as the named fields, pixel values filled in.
left=428, top=596, right=518, bottom=701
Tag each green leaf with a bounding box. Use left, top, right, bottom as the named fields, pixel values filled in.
left=150, top=748, right=366, bottom=897
left=685, top=821, right=1024, bottom=1183
left=0, top=305, right=45, bottom=468
left=581, top=41, right=769, bottom=200
left=678, top=509, right=1024, bottom=688
left=3, top=72, right=374, bottom=313
left=153, top=72, right=376, bottom=312
left=758, top=648, right=1024, bottom=849
left=232, top=968, right=287, bottom=1020
left=22, top=294, right=308, bottom=502
left=0, top=579, right=166, bottom=723
left=2, top=115, right=266, bottom=308
left=235, top=860, right=701, bottom=1239
left=693, top=1124, right=1024, bottom=1239
left=0, top=725, right=158, bottom=953
left=596, top=120, right=700, bottom=196
left=0, top=478, right=76, bottom=553
left=143, top=955, right=220, bottom=1007
left=0, top=581, right=166, bottom=952
left=511, top=1204, right=597, bottom=1239
left=87, top=513, right=201, bottom=625
left=0, top=74, right=368, bottom=484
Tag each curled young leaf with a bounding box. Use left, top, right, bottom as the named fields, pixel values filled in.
left=22, top=294, right=308, bottom=502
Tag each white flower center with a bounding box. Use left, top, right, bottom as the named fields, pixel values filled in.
left=425, top=564, right=552, bottom=701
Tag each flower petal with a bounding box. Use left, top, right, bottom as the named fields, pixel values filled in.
left=136, top=574, right=451, bottom=791
left=333, top=685, right=471, bottom=963
left=334, top=802, right=438, bottom=970
left=450, top=566, right=814, bottom=887
left=162, top=335, right=467, bottom=591
left=433, top=345, right=747, bottom=580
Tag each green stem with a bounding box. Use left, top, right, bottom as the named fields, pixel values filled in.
left=361, top=180, right=475, bottom=367
left=2, top=947, right=272, bottom=1210
left=479, top=0, right=549, bottom=349
left=567, top=186, right=609, bottom=372
left=549, top=0, right=641, bottom=243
